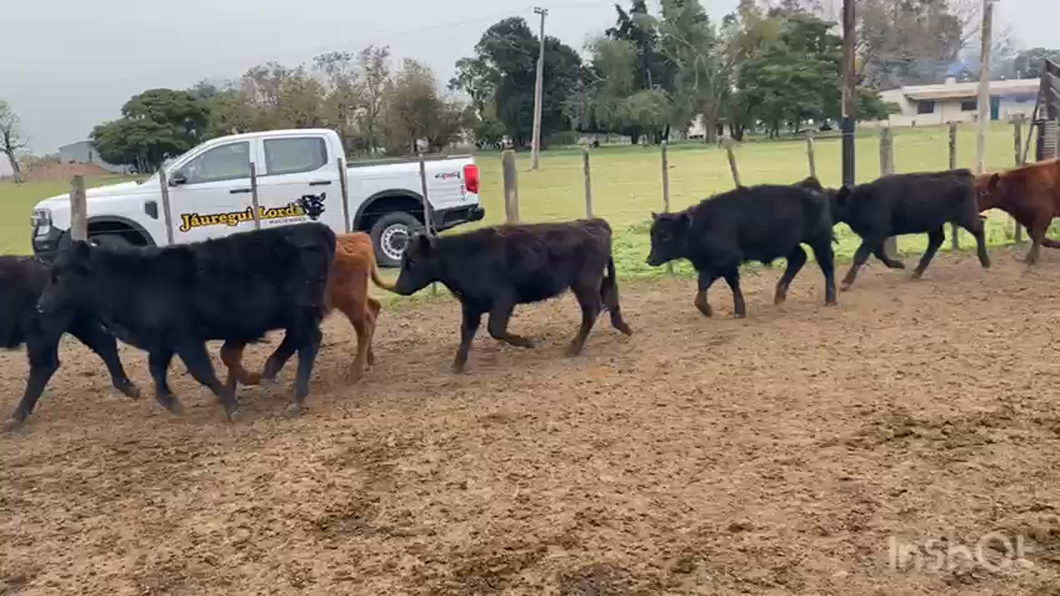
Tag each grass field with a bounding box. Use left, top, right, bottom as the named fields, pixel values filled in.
left=0, top=123, right=1034, bottom=278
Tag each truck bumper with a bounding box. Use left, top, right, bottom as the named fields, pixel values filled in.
left=433, top=204, right=485, bottom=231
left=31, top=227, right=65, bottom=262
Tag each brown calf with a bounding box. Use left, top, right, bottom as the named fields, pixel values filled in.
left=976, top=158, right=1060, bottom=264
left=219, top=232, right=395, bottom=389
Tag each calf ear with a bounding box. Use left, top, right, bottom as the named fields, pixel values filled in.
left=836, top=185, right=853, bottom=204
left=987, top=173, right=1001, bottom=191
left=650, top=211, right=659, bottom=220
left=412, top=233, right=434, bottom=256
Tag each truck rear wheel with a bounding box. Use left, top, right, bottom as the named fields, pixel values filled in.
left=370, top=212, right=423, bottom=268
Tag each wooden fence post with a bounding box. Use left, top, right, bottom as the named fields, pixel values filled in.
left=337, top=157, right=352, bottom=234
left=948, top=123, right=960, bottom=250
left=1013, top=122, right=1024, bottom=243
left=582, top=146, right=593, bottom=218
left=158, top=168, right=175, bottom=246
left=722, top=138, right=742, bottom=187
left=805, top=131, right=817, bottom=179
left=879, top=128, right=897, bottom=258
left=69, top=175, right=88, bottom=242
left=661, top=141, right=673, bottom=275
left=249, top=162, right=261, bottom=230
left=502, top=150, right=520, bottom=224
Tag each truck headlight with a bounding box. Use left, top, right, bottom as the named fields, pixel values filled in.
left=31, top=209, right=52, bottom=234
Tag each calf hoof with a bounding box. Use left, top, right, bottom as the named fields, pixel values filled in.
left=910, top=270, right=924, bottom=280
left=695, top=303, right=713, bottom=317
left=889, top=261, right=907, bottom=270
left=451, top=362, right=467, bottom=374
left=734, top=312, right=747, bottom=319
left=282, top=403, right=304, bottom=418
left=345, top=367, right=365, bottom=383
left=511, top=337, right=536, bottom=349
left=825, top=298, right=838, bottom=307
left=117, top=380, right=141, bottom=400
left=565, top=344, right=585, bottom=358
left=839, top=282, right=853, bottom=292
left=3, top=418, right=26, bottom=434
left=225, top=406, right=244, bottom=423
left=165, top=399, right=185, bottom=416
left=614, top=321, right=634, bottom=336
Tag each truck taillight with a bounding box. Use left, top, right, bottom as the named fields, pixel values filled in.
left=463, top=164, right=480, bottom=194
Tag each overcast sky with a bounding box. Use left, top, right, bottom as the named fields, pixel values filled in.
left=0, top=0, right=1049, bottom=158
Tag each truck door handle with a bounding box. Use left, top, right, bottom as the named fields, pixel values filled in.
left=230, top=188, right=251, bottom=194
left=308, top=180, right=332, bottom=186
left=145, top=201, right=159, bottom=219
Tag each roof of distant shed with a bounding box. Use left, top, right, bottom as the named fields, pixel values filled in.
left=900, top=78, right=1040, bottom=101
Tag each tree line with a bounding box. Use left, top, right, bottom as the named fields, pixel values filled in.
left=3, top=0, right=1058, bottom=178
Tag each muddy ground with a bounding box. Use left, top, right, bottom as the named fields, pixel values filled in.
left=3, top=247, right=1060, bottom=595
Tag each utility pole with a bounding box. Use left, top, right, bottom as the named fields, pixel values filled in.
left=840, top=0, right=856, bottom=189
left=531, top=6, right=548, bottom=171
left=975, top=0, right=995, bottom=175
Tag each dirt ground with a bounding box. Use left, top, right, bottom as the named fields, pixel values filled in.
left=3, top=247, right=1060, bottom=596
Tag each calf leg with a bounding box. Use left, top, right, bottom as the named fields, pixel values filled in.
left=872, top=244, right=906, bottom=269
left=808, top=239, right=838, bottom=306
left=7, top=334, right=61, bottom=426
left=566, top=281, right=603, bottom=357
left=260, top=334, right=299, bottom=383
left=911, top=227, right=946, bottom=279
left=339, top=296, right=374, bottom=382
left=453, top=304, right=484, bottom=374
left=148, top=348, right=182, bottom=415
left=1022, top=221, right=1048, bottom=265
left=694, top=271, right=720, bottom=317
left=175, top=341, right=240, bottom=422
left=487, top=298, right=535, bottom=349
left=840, top=240, right=875, bottom=291
left=287, top=324, right=324, bottom=416
left=366, top=297, right=381, bottom=366
left=960, top=217, right=991, bottom=269
left=67, top=319, right=140, bottom=399
left=723, top=268, right=747, bottom=319
left=219, top=341, right=260, bottom=394
left=774, top=246, right=807, bottom=305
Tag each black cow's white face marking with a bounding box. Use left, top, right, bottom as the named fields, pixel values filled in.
left=297, top=193, right=327, bottom=221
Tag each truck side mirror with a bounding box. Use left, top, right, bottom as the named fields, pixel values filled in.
left=169, top=169, right=187, bottom=186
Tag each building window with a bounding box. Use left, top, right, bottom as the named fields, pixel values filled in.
left=960, top=99, right=977, bottom=111
left=917, top=101, right=935, bottom=114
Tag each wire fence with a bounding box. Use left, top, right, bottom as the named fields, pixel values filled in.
left=480, top=120, right=1059, bottom=277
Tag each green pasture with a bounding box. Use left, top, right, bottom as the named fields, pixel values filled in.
left=0, top=123, right=1034, bottom=282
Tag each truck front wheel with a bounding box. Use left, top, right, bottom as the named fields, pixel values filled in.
left=370, top=212, right=423, bottom=267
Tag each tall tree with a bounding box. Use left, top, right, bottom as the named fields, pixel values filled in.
left=0, top=99, right=28, bottom=182
left=453, top=17, right=583, bottom=148
left=654, top=0, right=733, bottom=143
left=91, top=89, right=210, bottom=172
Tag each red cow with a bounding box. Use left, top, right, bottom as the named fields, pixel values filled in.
left=976, top=158, right=1060, bottom=264
left=220, top=232, right=393, bottom=389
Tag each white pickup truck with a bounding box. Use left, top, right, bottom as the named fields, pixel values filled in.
left=30, top=128, right=485, bottom=267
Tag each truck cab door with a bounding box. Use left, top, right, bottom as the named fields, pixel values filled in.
left=167, top=139, right=258, bottom=243
left=254, top=135, right=345, bottom=233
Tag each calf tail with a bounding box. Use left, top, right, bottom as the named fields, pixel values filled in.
left=600, top=256, right=618, bottom=313
left=369, top=256, right=397, bottom=293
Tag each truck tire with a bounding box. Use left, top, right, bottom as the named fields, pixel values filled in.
left=90, top=234, right=136, bottom=250
left=370, top=212, right=423, bottom=268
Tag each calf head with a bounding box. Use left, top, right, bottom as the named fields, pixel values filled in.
left=974, top=173, right=1004, bottom=211
left=37, top=240, right=93, bottom=316
left=646, top=211, right=692, bottom=267
left=393, top=234, right=441, bottom=296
